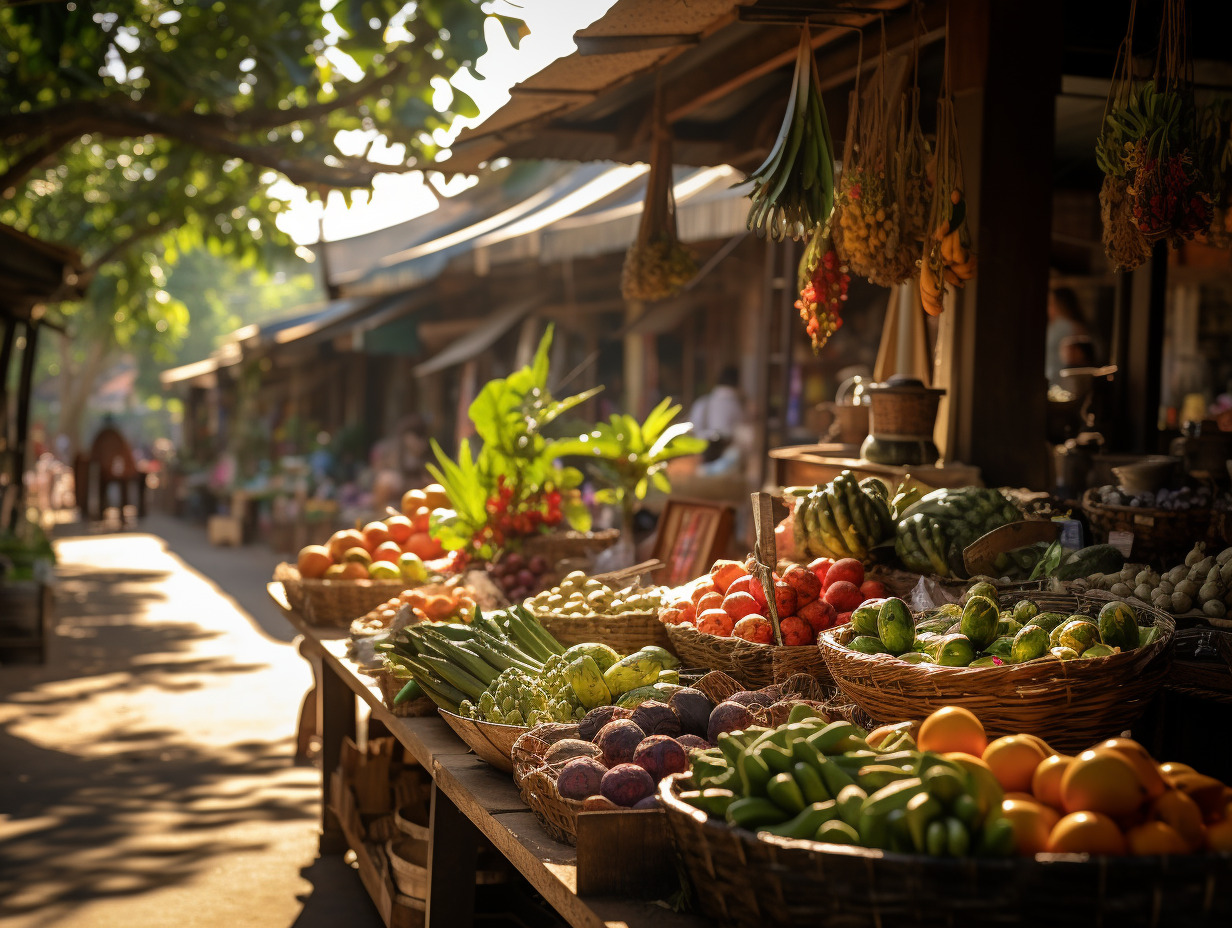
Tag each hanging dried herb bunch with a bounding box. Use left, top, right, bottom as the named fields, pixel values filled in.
left=834, top=43, right=899, bottom=285
left=1198, top=101, right=1232, bottom=247
left=795, top=217, right=849, bottom=352
left=746, top=28, right=836, bottom=242
left=919, top=25, right=974, bottom=317
left=889, top=16, right=933, bottom=278
left=1096, top=0, right=1210, bottom=263
left=622, top=87, right=696, bottom=302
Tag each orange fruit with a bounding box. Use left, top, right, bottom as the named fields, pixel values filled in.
left=689, top=580, right=717, bottom=605
left=1126, top=820, right=1190, bottom=855
left=297, top=544, right=333, bottom=579
left=1151, top=790, right=1207, bottom=851
left=340, top=561, right=370, bottom=580
left=404, top=532, right=436, bottom=560
left=1165, top=772, right=1228, bottom=821
left=983, top=735, right=1049, bottom=793
left=372, top=541, right=403, bottom=564
left=696, top=591, right=724, bottom=616
left=1018, top=733, right=1057, bottom=757
left=1060, top=749, right=1150, bottom=818
left=918, top=707, right=987, bottom=758
left=1046, top=811, right=1126, bottom=855
left=385, top=515, right=413, bottom=544
left=422, top=484, right=449, bottom=510
left=944, top=753, right=1004, bottom=820
left=401, top=488, right=428, bottom=517
left=342, top=546, right=372, bottom=566
left=696, top=609, right=735, bottom=637
left=1159, top=762, right=1196, bottom=779
left=328, top=528, right=367, bottom=561
left=1097, top=738, right=1166, bottom=802
left=324, top=564, right=348, bottom=579
left=1206, top=818, right=1232, bottom=853
left=1032, top=754, right=1074, bottom=810
left=362, top=521, right=392, bottom=550
left=1005, top=791, right=1038, bottom=803
left=1002, top=797, right=1059, bottom=855
left=412, top=506, right=433, bottom=533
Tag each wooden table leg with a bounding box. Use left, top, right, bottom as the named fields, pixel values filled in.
left=319, top=658, right=355, bottom=855
left=426, top=781, right=479, bottom=928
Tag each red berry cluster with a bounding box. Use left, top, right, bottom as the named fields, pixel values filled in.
left=795, top=247, right=849, bottom=351
left=1127, top=142, right=1212, bottom=242
left=476, top=476, right=563, bottom=551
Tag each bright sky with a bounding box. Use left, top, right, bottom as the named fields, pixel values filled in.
left=273, top=0, right=618, bottom=246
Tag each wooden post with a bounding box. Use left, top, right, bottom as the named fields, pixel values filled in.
left=425, top=782, right=479, bottom=928
left=946, top=0, right=1060, bottom=488
left=319, top=660, right=355, bottom=855
left=1123, top=245, right=1168, bottom=452
left=8, top=320, right=40, bottom=530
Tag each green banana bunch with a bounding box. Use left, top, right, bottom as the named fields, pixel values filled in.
left=746, top=28, right=835, bottom=243
left=792, top=470, right=893, bottom=562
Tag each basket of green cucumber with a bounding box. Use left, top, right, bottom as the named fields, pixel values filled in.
left=816, top=585, right=1174, bottom=753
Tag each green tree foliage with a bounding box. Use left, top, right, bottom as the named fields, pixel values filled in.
left=0, top=0, right=517, bottom=311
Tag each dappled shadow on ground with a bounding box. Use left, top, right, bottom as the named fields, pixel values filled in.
left=0, top=731, right=314, bottom=922
left=0, top=540, right=353, bottom=927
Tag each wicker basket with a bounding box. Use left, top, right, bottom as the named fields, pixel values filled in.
left=375, top=668, right=436, bottom=718
left=658, top=773, right=1232, bottom=928
left=818, top=589, right=1175, bottom=753
left=1082, top=489, right=1212, bottom=566
left=522, top=529, right=620, bottom=567
left=665, top=622, right=832, bottom=689
left=534, top=610, right=670, bottom=653
left=510, top=730, right=589, bottom=845
left=437, top=710, right=528, bottom=773
left=273, top=562, right=411, bottom=627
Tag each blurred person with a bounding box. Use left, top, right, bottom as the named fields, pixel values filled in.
left=690, top=366, right=744, bottom=445
left=1046, top=288, right=1088, bottom=388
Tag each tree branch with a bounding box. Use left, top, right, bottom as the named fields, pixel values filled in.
left=0, top=98, right=413, bottom=191
left=0, top=128, right=82, bottom=198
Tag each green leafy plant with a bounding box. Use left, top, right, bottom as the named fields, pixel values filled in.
left=428, top=326, right=600, bottom=560
left=0, top=520, right=56, bottom=582
left=553, top=398, right=708, bottom=532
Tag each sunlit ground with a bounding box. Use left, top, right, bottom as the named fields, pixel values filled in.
left=0, top=522, right=377, bottom=928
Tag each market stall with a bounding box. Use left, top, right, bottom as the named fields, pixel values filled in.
left=262, top=0, right=1232, bottom=924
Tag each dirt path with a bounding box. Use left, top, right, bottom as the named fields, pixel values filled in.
left=0, top=520, right=380, bottom=928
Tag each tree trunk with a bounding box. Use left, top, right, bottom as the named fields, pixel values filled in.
left=58, top=335, right=113, bottom=455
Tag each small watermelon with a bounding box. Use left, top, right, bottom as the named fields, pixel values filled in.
left=1012, top=600, right=1039, bottom=624
left=1098, top=601, right=1140, bottom=651
left=960, top=595, right=1000, bottom=650
left=1081, top=643, right=1117, bottom=658
left=935, top=602, right=963, bottom=621
left=984, top=636, right=1015, bottom=660
left=1137, top=625, right=1160, bottom=649
left=851, top=599, right=885, bottom=637
left=898, top=651, right=933, bottom=664
left=913, top=632, right=943, bottom=655
left=849, top=635, right=891, bottom=655
left=915, top=616, right=953, bottom=635
left=996, top=617, right=1023, bottom=638
left=964, top=581, right=999, bottom=604
left=970, top=655, right=1005, bottom=667
left=877, top=598, right=915, bottom=656
left=1050, top=646, right=1080, bottom=661
left=1026, top=611, right=1067, bottom=635
left=1057, top=620, right=1101, bottom=654
left=1010, top=624, right=1049, bottom=663
left=934, top=634, right=976, bottom=667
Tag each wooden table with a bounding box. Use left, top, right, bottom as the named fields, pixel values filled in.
left=768, top=444, right=983, bottom=491
left=268, top=582, right=701, bottom=928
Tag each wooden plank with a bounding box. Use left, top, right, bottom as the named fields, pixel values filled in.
left=963, top=521, right=1061, bottom=577
left=574, top=810, right=675, bottom=897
